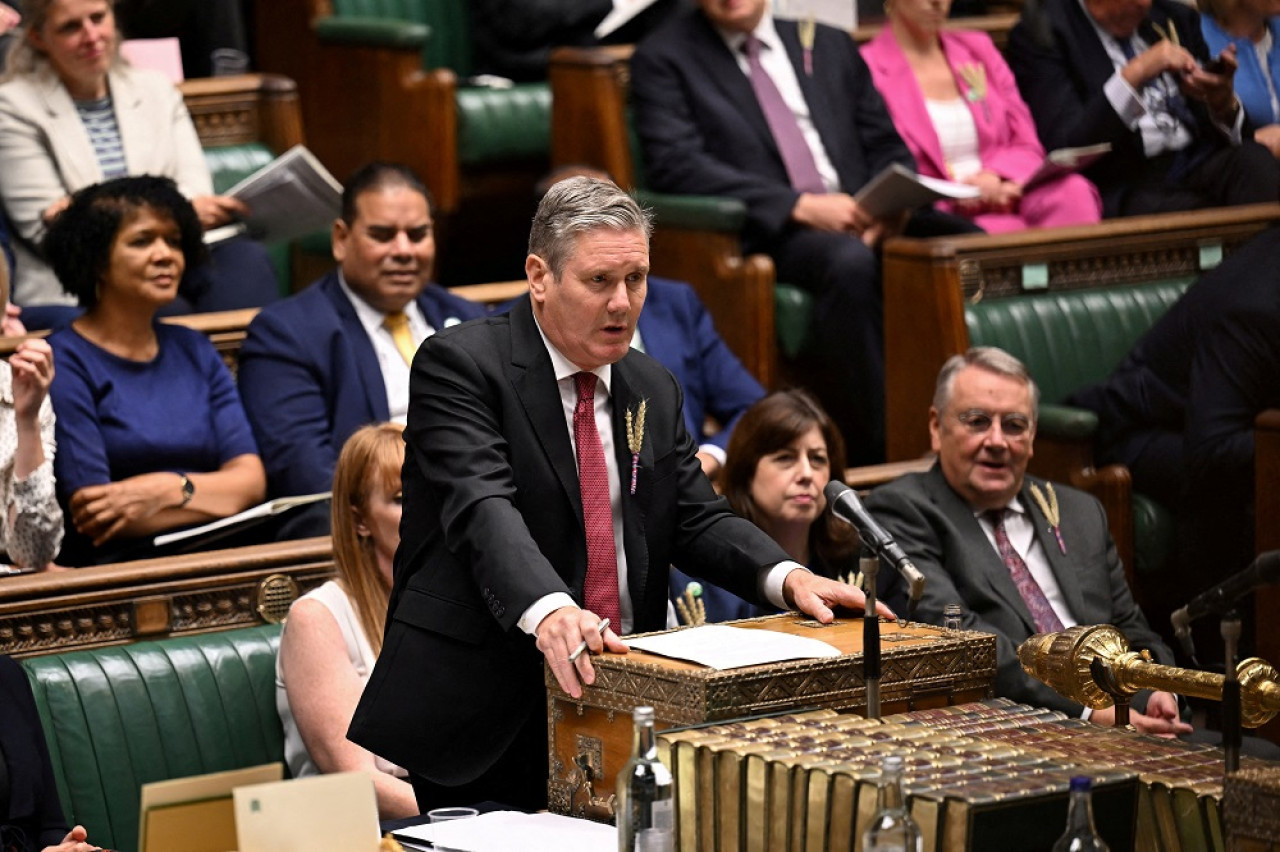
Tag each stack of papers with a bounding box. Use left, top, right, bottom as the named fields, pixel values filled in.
left=624, top=624, right=842, bottom=670
left=394, top=811, right=614, bottom=852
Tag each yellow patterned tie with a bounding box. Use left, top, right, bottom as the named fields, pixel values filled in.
left=383, top=310, right=416, bottom=365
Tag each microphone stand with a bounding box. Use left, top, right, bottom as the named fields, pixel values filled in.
left=862, top=552, right=881, bottom=720
left=1222, top=611, right=1242, bottom=774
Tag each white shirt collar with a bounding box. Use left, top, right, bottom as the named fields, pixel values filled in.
left=713, top=13, right=784, bottom=58
left=531, top=311, right=613, bottom=396
left=336, top=271, right=428, bottom=337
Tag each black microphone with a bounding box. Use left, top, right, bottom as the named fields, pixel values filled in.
left=824, top=481, right=926, bottom=613
left=1170, top=550, right=1280, bottom=657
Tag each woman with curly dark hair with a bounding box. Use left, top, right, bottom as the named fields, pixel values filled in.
left=44, top=175, right=265, bottom=565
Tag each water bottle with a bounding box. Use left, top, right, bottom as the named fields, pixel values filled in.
left=1051, top=776, right=1110, bottom=851
left=616, top=706, right=674, bottom=852
left=943, top=603, right=963, bottom=631
left=861, top=754, right=923, bottom=852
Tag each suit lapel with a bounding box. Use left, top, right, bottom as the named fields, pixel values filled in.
left=507, top=301, right=582, bottom=524
left=610, top=359, right=652, bottom=611
left=322, top=276, right=391, bottom=421
left=925, top=466, right=1039, bottom=632
left=1062, top=0, right=1124, bottom=94
left=867, top=31, right=950, bottom=178
left=694, top=13, right=790, bottom=161
left=1024, top=478, right=1087, bottom=623
left=35, top=72, right=100, bottom=189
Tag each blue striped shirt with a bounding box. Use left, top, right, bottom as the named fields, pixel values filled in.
left=74, top=96, right=127, bottom=179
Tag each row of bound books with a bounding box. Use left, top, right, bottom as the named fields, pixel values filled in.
left=656, top=698, right=1257, bottom=852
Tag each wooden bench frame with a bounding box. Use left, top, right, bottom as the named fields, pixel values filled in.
left=0, top=537, right=333, bottom=658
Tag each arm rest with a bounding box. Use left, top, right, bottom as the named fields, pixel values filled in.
left=635, top=191, right=748, bottom=232
left=313, top=17, right=431, bottom=49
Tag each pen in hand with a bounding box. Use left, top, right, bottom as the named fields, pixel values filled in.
left=568, top=618, right=611, bottom=662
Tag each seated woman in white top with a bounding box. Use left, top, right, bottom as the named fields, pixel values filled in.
left=275, top=422, right=417, bottom=818
left=0, top=231, right=61, bottom=571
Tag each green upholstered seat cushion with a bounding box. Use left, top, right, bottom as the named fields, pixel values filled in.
left=21, top=625, right=283, bottom=852
left=774, top=284, right=812, bottom=361
left=455, top=83, right=551, bottom=164
left=1132, top=492, right=1176, bottom=577
left=203, top=143, right=290, bottom=294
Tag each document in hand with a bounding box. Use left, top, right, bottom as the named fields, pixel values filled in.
left=1023, top=143, right=1112, bottom=191
left=209, top=145, right=342, bottom=245
left=594, top=0, right=663, bottom=38
left=153, top=492, right=331, bottom=548
left=853, top=162, right=980, bottom=219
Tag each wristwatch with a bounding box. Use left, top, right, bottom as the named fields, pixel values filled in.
left=178, top=474, right=195, bottom=507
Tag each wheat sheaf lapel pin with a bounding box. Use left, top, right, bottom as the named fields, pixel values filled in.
left=1028, top=482, right=1066, bottom=555
left=625, top=398, right=647, bottom=495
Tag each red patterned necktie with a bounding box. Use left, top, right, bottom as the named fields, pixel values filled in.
left=573, top=372, right=622, bottom=626
left=984, top=509, right=1065, bottom=633
left=741, top=33, right=827, bottom=195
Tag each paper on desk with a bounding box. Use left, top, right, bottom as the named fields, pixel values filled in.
left=624, top=624, right=841, bottom=670
left=394, top=811, right=613, bottom=852
left=594, top=0, right=662, bottom=38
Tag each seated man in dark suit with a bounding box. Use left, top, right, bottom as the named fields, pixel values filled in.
left=1006, top=0, right=1280, bottom=216
left=866, top=347, right=1192, bottom=735
left=237, top=163, right=486, bottom=536
left=630, top=0, right=979, bottom=465
left=348, top=176, right=888, bottom=812
left=1071, top=225, right=1280, bottom=603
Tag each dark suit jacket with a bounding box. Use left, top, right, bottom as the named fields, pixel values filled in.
left=865, top=464, right=1173, bottom=715
left=348, top=297, right=788, bottom=785
left=1006, top=0, right=1235, bottom=213
left=0, top=656, right=67, bottom=851
left=637, top=277, right=764, bottom=452
left=237, top=271, right=486, bottom=500
left=630, top=9, right=913, bottom=252
left=1071, top=225, right=1280, bottom=504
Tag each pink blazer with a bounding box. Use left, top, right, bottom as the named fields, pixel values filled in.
left=861, top=28, right=1046, bottom=185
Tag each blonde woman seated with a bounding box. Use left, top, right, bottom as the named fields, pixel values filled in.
left=0, top=231, right=61, bottom=572
left=275, top=422, right=416, bottom=818
left=861, top=0, right=1102, bottom=232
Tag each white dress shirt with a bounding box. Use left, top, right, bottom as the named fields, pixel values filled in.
left=518, top=316, right=802, bottom=637
left=337, top=274, right=436, bottom=424
left=712, top=15, right=843, bottom=193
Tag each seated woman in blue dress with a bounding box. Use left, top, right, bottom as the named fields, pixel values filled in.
left=671, top=389, right=863, bottom=623
left=44, top=175, right=266, bottom=566
left=1, top=654, right=102, bottom=852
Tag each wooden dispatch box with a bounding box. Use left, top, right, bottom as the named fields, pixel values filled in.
left=545, top=614, right=997, bottom=818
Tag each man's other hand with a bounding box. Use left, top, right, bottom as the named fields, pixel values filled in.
left=782, top=570, right=896, bottom=623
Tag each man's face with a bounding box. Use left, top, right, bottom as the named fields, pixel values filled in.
left=332, top=185, right=435, bottom=314
left=527, top=228, right=649, bottom=371
left=698, top=0, right=769, bottom=33
left=1084, top=0, right=1151, bottom=39
left=930, top=366, right=1036, bottom=511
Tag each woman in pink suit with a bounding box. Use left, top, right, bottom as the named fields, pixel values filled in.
left=861, top=0, right=1102, bottom=232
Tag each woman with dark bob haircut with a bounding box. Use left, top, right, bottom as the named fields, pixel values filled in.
left=672, top=389, right=863, bottom=622
left=43, top=175, right=266, bottom=565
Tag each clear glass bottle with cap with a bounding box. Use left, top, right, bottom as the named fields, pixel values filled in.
left=1051, top=776, right=1110, bottom=851
left=943, top=603, right=963, bottom=631
left=861, top=754, right=923, bottom=851
left=616, top=705, right=674, bottom=852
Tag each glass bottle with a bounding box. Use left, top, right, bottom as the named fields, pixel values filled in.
left=616, top=706, right=674, bottom=852
left=1051, top=777, right=1110, bottom=851
left=861, top=754, right=923, bottom=852
left=943, top=603, right=963, bottom=631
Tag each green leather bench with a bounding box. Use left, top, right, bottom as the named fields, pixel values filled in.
left=20, top=625, right=284, bottom=852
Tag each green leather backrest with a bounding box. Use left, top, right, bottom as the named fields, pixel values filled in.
left=204, top=143, right=292, bottom=294
left=965, top=278, right=1193, bottom=404
left=21, top=625, right=283, bottom=852
left=333, top=0, right=471, bottom=75
left=456, top=83, right=552, bottom=164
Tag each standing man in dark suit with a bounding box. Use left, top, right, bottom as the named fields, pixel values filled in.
left=237, top=163, right=485, bottom=536
left=348, top=177, right=887, bottom=812
left=865, top=347, right=1191, bottom=735
left=1006, top=0, right=1280, bottom=216
left=630, top=0, right=978, bottom=464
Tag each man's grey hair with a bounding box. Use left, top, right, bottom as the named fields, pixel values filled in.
left=932, top=347, right=1041, bottom=418
left=528, top=176, right=653, bottom=278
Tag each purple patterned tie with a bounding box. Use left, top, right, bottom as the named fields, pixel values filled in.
left=984, top=509, right=1065, bottom=633
left=574, top=372, right=622, bottom=626
left=741, top=34, right=827, bottom=195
